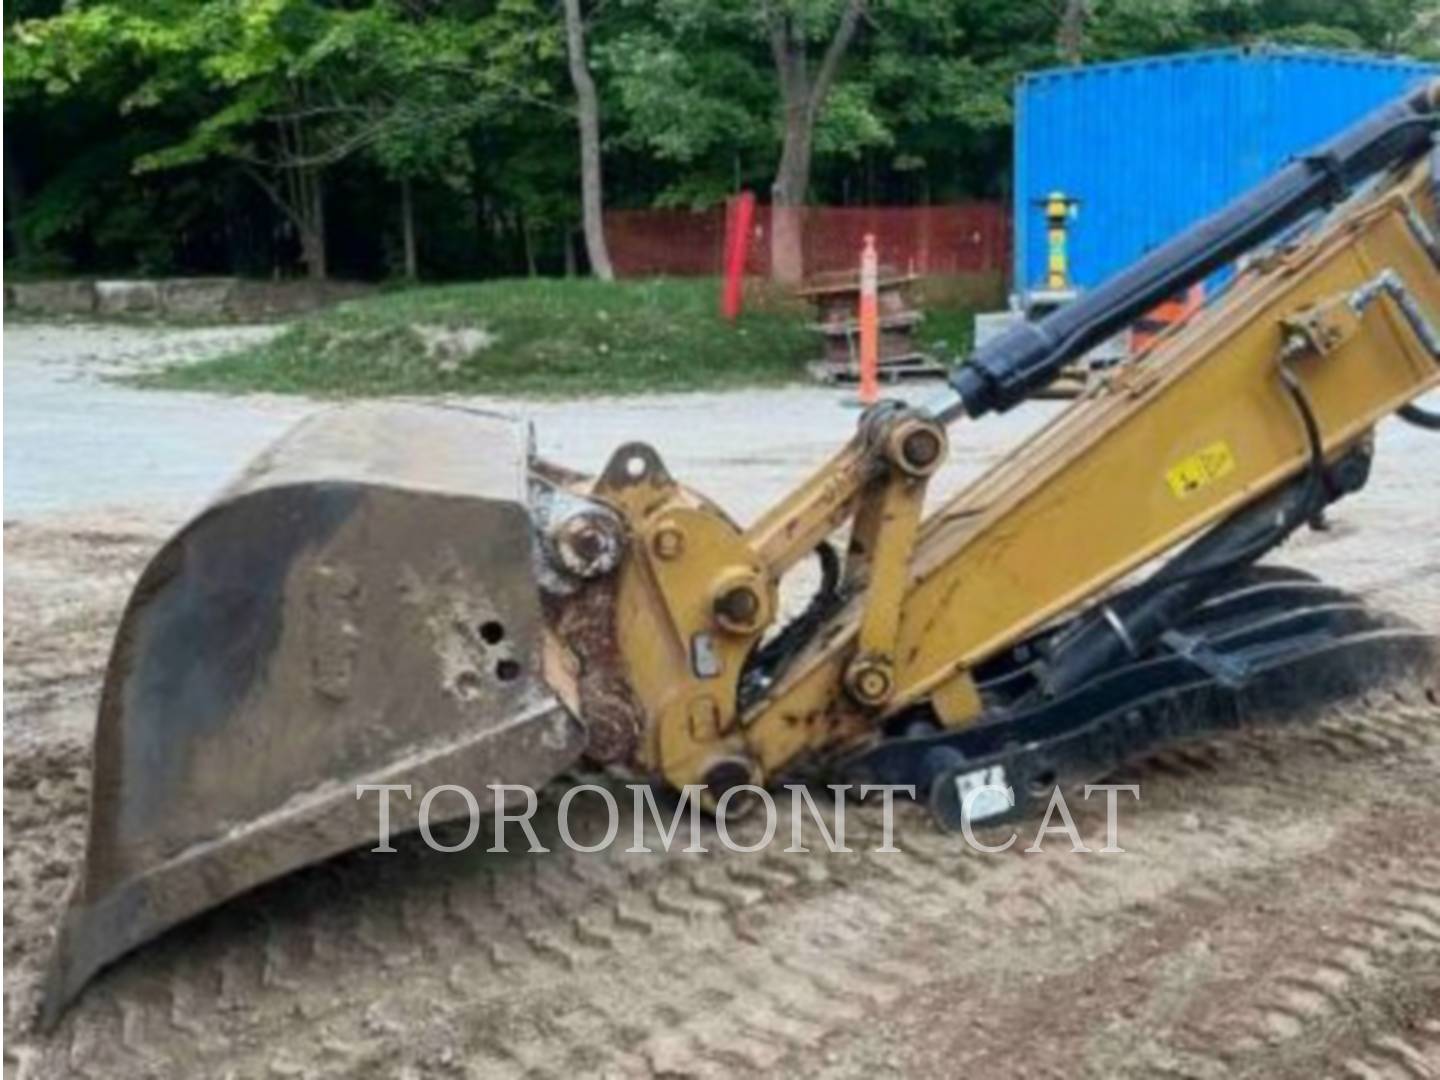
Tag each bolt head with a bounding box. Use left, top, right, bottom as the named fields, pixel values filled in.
left=902, top=428, right=943, bottom=469
left=846, top=658, right=895, bottom=705
left=552, top=511, right=623, bottom=578
left=714, top=584, right=761, bottom=627
left=653, top=526, right=685, bottom=560
left=885, top=417, right=946, bottom=477
left=858, top=667, right=891, bottom=698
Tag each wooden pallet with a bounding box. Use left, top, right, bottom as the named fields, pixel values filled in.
left=801, top=266, right=936, bottom=384
left=807, top=353, right=949, bottom=384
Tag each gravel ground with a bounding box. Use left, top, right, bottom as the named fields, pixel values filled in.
left=4, top=321, right=1440, bottom=1079
left=3, top=321, right=1041, bottom=523
left=4, top=323, right=303, bottom=519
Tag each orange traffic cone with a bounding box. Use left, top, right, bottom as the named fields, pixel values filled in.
left=857, top=233, right=880, bottom=406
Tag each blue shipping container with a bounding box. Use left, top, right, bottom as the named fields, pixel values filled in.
left=1014, top=46, right=1437, bottom=292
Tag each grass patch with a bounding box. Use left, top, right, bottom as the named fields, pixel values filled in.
left=912, top=273, right=993, bottom=363
left=132, top=277, right=816, bottom=397
left=915, top=306, right=976, bottom=363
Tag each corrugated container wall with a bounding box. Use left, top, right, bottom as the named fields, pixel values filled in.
left=1014, top=47, right=1437, bottom=292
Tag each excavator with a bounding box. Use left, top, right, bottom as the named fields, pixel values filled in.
left=41, top=79, right=1440, bottom=1025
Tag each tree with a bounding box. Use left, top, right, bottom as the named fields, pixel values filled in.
left=561, top=0, right=613, bottom=280
left=601, top=22, right=774, bottom=208
left=762, top=0, right=866, bottom=283
left=10, top=0, right=1440, bottom=280
left=136, top=1, right=510, bottom=281
left=7, top=0, right=545, bottom=279
left=601, top=0, right=871, bottom=281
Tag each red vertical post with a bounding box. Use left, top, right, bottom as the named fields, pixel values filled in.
left=858, top=233, right=880, bottom=406
left=721, top=191, right=755, bottom=321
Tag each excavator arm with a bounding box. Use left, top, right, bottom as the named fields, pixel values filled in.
left=579, top=80, right=1440, bottom=795
left=42, top=79, right=1440, bottom=1024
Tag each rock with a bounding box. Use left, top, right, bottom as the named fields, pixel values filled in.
left=160, top=277, right=238, bottom=319
left=8, top=280, right=97, bottom=315
left=413, top=323, right=496, bottom=368
left=95, top=279, right=162, bottom=315
left=226, top=279, right=373, bottom=320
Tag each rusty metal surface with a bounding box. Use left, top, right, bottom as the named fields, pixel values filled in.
left=42, top=403, right=586, bottom=1024
left=530, top=482, right=644, bottom=766
left=543, top=579, right=643, bottom=765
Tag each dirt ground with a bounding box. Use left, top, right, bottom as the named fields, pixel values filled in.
left=4, top=323, right=1440, bottom=1078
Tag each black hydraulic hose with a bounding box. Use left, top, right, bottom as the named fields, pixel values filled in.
left=949, top=79, right=1440, bottom=420
left=1399, top=402, right=1440, bottom=430
left=740, top=542, right=842, bottom=705
left=1039, top=440, right=1373, bottom=700
left=1038, top=481, right=1314, bottom=698
left=1432, top=138, right=1440, bottom=209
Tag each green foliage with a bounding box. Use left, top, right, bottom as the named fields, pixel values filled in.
left=133, top=277, right=816, bottom=394
left=7, top=0, right=1439, bottom=277
left=7, top=0, right=560, bottom=231
left=812, top=81, right=892, bottom=159
left=1263, top=22, right=1368, bottom=50
left=1086, top=0, right=1439, bottom=56
left=601, top=31, right=767, bottom=166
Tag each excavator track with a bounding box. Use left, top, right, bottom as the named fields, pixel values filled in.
left=843, top=567, right=1440, bottom=830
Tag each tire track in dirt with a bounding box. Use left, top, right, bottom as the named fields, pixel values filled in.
left=2, top=521, right=160, bottom=740
left=1154, top=847, right=1440, bottom=1078
left=9, top=669, right=1435, bottom=1079
left=6, top=481, right=1440, bottom=1077
left=1340, top=1017, right=1440, bottom=1080
left=780, top=730, right=1440, bottom=1079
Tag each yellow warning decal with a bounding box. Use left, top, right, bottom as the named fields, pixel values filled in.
left=1165, top=440, right=1236, bottom=498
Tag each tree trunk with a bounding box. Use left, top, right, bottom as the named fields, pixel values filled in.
left=249, top=165, right=326, bottom=281
left=561, top=0, right=614, bottom=282
left=275, top=112, right=329, bottom=281
left=299, top=168, right=327, bottom=281
left=765, top=0, right=865, bottom=286
left=400, top=176, right=418, bottom=280
left=769, top=99, right=812, bottom=285
left=520, top=209, right=537, bottom=276
left=1057, top=0, right=1087, bottom=64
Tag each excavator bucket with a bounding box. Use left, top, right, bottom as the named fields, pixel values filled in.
left=41, top=402, right=586, bottom=1026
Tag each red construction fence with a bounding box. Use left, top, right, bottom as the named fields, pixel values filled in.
left=605, top=201, right=1011, bottom=282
